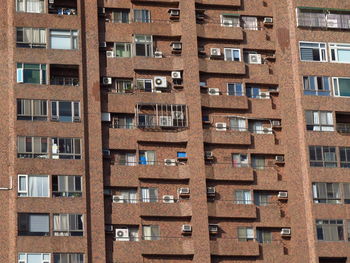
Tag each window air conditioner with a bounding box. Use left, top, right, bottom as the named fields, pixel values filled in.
left=259, top=91, right=270, bottom=99
left=51, top=115, right=59, bottom=121
left=115, top=228, right=129, bottom=241
left=210, top=48, right=221, bottom=57
left=106, top=51, right=115, bottom=58
left=278, top=191, right=288, bottom=199
left=105, top=224, right=114, bottom=232
left=159, top=116, right=173, bottom=127
left=169, top=9, right=180, bottom=17
left=248, top=54, right=262, bottom=64
left=171, top=42, right=182, bottom=50
left=179, top=188, right=190, bottom=195
left=263, top=17, right=273, bottom=24
left=262, top=127, right=272, bottom=134
left=182, top=224, right=192, bottom=233
left=208, top=88, right=220, bottom=95
left=275, top=155, right=285, bottom=163
left=207, top=187, right=216, bottom=195
left=164, top=159, right=177, bottom=166
left=101, top=112, right=111, bottom=122
left=112, top=195, right=124, bottom=203
left=154, top=51, right=163, bottom=58
left=215, top=122, right=227, bottom=131
left=73, top=116, right=81, bottom=122
left=163, top=195, right=175, bottom=203
left=222, top=19, right=233, bottom=27
left=154, top=77, right=167, bottom=88
left=272, top=120, right=281, bottom=127
left=171, top=71, right=182, bottom=79
left=209, top=224, right=219, bottom=234
left=102, top=77, right=112, bottom=85
left=100, top=42, right=107, bottom=48
left=281, top=228, right=291, bottom=236
left=205, top=151, right=213, bottom=159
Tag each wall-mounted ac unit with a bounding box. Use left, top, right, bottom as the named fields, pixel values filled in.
left=259, top=91, right=270, bottom=99
left=248, top=54, right=262, bottom=64
left=179, top=188, right=190, bottom=195
left=115, top=228, right=129, bottom=241
left=102, top=77, right=112, bottom=85
left=169, top=9, right=180, bottom=17
left=171, top=42, right=182, bottom=50
left=207, top=187, right=216, bottom=195
left=278, top=191, right=288, bottom=199
left=171, top=71, right=182, bottom=79
left=73, top=116, right=81, bottom=122
left=154, top=51, right=163, bottom=58
left=159, top=116, right=173, bottom=127
left=208, top=88, right=220, bottom=95
left=101, top=112, right=111, bottom=122
left=112, top=195, right=124, bottom=203
left=209, top=224, right=219, bottom=234
left=154, top=76, right=167, bottom=88
left=215, top=122, right=227, bottom=131
left=205, top=151, right=213, bottom=159
left=182, top=224, right=192, bottom=233
left=164, top=159, right=176, bottom=166
left=210, top=48, right=221, bottom=57
left=163, top=195, right=175, bottom=203
left=272, top=120, right=281, bottom=127
left=281, top=228, right=291, bottom=236
left=263, top=17, right=273, bottom=24
left=275, top=155, right=285, bottom=163
left=106, top=51, right=115, bottom=58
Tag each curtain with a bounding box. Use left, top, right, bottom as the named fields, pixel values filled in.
left=29, top=214, right=49, bottom=233
left=26, top=0, right=44, bottom=13
left=235, top=190, right=244, bottom=204
left=143, top=226, right=152, bottom=240
left=129, top=190, right=137, bottom=203
left=242, top=16, right=258, bottom=30
left=244, top=191, right=252, bottom=204
left=126, top=153, right=136, bottom=166
left=141, top=188, right=150, bottom=203
left=344, top=184, right=350, bottom=201
left=146, top=151, right=155, bottom=165
left=29, top=176, right=48, bottom=197
left=129, top=228, right=139, bottom=241
left=151, top=225, right=160, bottom=240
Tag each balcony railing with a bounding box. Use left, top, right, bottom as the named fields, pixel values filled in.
left=336, top=123, right=350, bottom=133
left=50, top=77, right=79, bottom=86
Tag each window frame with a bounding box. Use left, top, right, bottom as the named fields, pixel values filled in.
left=227, top=83, right=244, bottom=96
left=133, top=35, right=153, bottom=57
left=220, top=14, right=240, bottom=27
left=52, top=175, right=82, bottom=197
left=18, top=253, right=51, bottom=263
left=17, top=99, right=48, bottom=121
left=299, top=41, right=327, bottom=62
left=53, top=213, right=84, bottom=236
left=303, top=76, right=331, bottom=96
left=17, top=63, right=47, bottom=84
left=18, top=174, right=50, bottom=197
left=309, top=146, right=337, bottom=167
left=16, top=27, right=47, bottom=48
left=49, top=29, right=78, bottom=50
left=51, top=100, right=80, bottom=122
left=332, top=77, right=350, bottom=97
left=17, top=136, right=48, bottom=159
left=316, top=219, right=344, bottom=241
left=224, top=48, right=241, bottom=62
left=329, top=43, right=350, bottom=63
left=305, top=110, right=334, bottom=131
left=51, top=137, right=82, bottom=160
left=16, top=0, right=45, bottom=13
left=114, top=42, right=132, bottom=58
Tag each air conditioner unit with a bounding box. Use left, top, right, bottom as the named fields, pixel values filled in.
left=115, top=228, right=129, bottom=241
left=49, top=0, right=54, bottom=4
left=278, top=191, right=288, bottom=199
left=163, top=195, right=175, bottom=203
left=182, top=224, right=192, bottom=233
left=215, top=122, right=227, bottom=131
left=159, top=116, right=173, bottom=127
left=172, top=111, right=184, bottom=120
left=112, top=195, right=124, bottom=203
left=164, top=159, right=176, bottom=166
left=101, top=112, right=111, bottom=122
left=154, top=77, right=167, bottom=88
left=73, top=116, right=81, bottom=122
left=102, top=77, right=112, bottom=85
left=169, top=9, right=180, bottom=17
left=106, top=51, right=115, bottom=58
left=171, top=42, right=182, bottom=50
left=205, top=151, right=213, bottom=159
left=154, top=51, right=163, bottom=58
left=171, top=71, right=182, bottom=79
left=263, top=17, right=273, bottom=24
left=248, top=54, right=262, bottom=64
left=259, top=91, right=270, bottom=99
left=179, top=188, right=190, bottom=195
left=100, top=42, right=107, bottom=48
left=208, top=88, right=220, bottom=95
left=210, top=48, right=221, bottom=57
left=222, top=19, right=234, bottom=27
left=207, top=187, right=216, bottom=195
left=272, top=120, right=281, bottom=127
left=262, top=127, right=272, bottom=134
left=209, top=224, right=219, bottom=234
left=51, top=115, right=59, bottom=121
left=105, top=224, right=114, bottom=232
left=275, top=155, right=285, bottom=163
left=281, top=228, right=291, bottom=236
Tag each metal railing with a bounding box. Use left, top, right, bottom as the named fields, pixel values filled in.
left=336, top=123, right=350, bottom=133
left=51, top=77, right=79, bottom=86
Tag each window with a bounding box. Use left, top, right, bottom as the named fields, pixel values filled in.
left=18, top=253, right=50, bottom=263
left=118, top=189, right=138, bottom=203
left=333, top=77, right=350, bottom=97
left=51, top=101, right=80, bottom=122
left=303, top=76, right=331, bottom=96
left=248, top=121, right=271, bottom=134
left=344, top=183, right=350, bottom=204
left=141, top=187, right=158, bottom=202
left=241, top=16, right=258, bottom=30
left=234, top=190, right=252, bottom=204
left=113, top=10, right=129, bottom=23
left=134, top=9, right=151, bottom=23
left=142, top=225, right=160, bottom=240
left=305, top=111, right=334, bottom=131
left=246, top=86, right=261, bottom=98
left=340, top=147, right=350, bottom=168
left=17, top=99, right=47, bottom=121
left=17, top=136, right=48, bottom=159
left=18, top=213, right=49, bottom=236
left=312, top=183, right=341, bottom=204
left=53, top=254, right=84, bottom=263
left=116, top=152, right=136, bottom=166
left=53, top=214, right=83, bottom=236
left=227, top=83, right=244, bottom=96
left=114, top=43, right=131, bottom=58
left=17, top=63, right=46, bottom=84
left=16, top=0, right=44, bottom=13
left=309, top=146, right=337, bottom=167
left=51, top=138, right=81, bottom=159
left=300, top=42, right=327, bottom=62
left=229, top=117, right=246, bottom=131
left=254, top=192, right=271, bottom=206
left=18, top=174, right=49, bottom=197
left=256, top=229, right=272, bottom=243
left=50, top=30, right=78, bottom=50
left=139, top=150, right=155, bottom=165
left=136, top=79, right=153, bottom=92
left=224, top=48, right=241, bottom=61
left=316, top=219, right=344, bottom=241
left=330, top=43, right=350, bottom=63
left=134, top=35, right=153, bottom=57
left=251, top=155, right=265, bottom=169
left=16, top=27, right=46, bottom=48
left=238, top=227, right=254, bottom=241
left=113, top=79, right=133, bottom=93
left=113, top=115, right=134, bottom=129
left=232, top=153, right=248, bottom=168
left=221, top=14, right=240, bottom=27
left=52, top=175, right=82, bottom=197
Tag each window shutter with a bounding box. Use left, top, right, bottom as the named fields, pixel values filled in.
left=29, top=214, right=49, bottom=233
left=300, top=48, right=313, bottom=60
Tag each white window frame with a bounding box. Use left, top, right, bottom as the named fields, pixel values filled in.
left=16, top=0, right=45, bottom=13
left=16, top=63, right=47, bottom=84
left=133, top=35, right=153, bottom=57
left=220, top=15, right=240, bottom=27
left=136, top=79, right=153, bottom=92
left=18, top=253, right=51, bottom=263
left=332, top=77, right=350, bottom=97
left=329, top=43, right=350, bottom=63
left=50, top=29, right=78, bottom=50
left=16, top=27, right=47, bottom=48
left=17, top=174, right=50, bottom=197
left=51, top=101, right=80, bottom=122
left=224, top=48, right=241, bottom=62
left=299, top=41, right=327, bottom=62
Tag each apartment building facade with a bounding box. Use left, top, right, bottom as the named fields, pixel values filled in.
left=0, top=0, right=349, bottom=262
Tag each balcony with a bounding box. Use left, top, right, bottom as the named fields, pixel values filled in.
left=205, top=165, right=254, bottom=181
left=207, top=202, right=256, bottom=218
left=195, top=0, right=241, bottom=6
left=203, top=129, right=251, bottom=144
left=50, top=64, right=79, bottom=86
left=48, top=0, right=77, bottom=15
left=199, top=59, right=245, bottom=75
left=210, top=240, right=260, bottom=256
left=201, top=94, right=248, bottom=110
left=196, top=24, right=243, bottom=40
